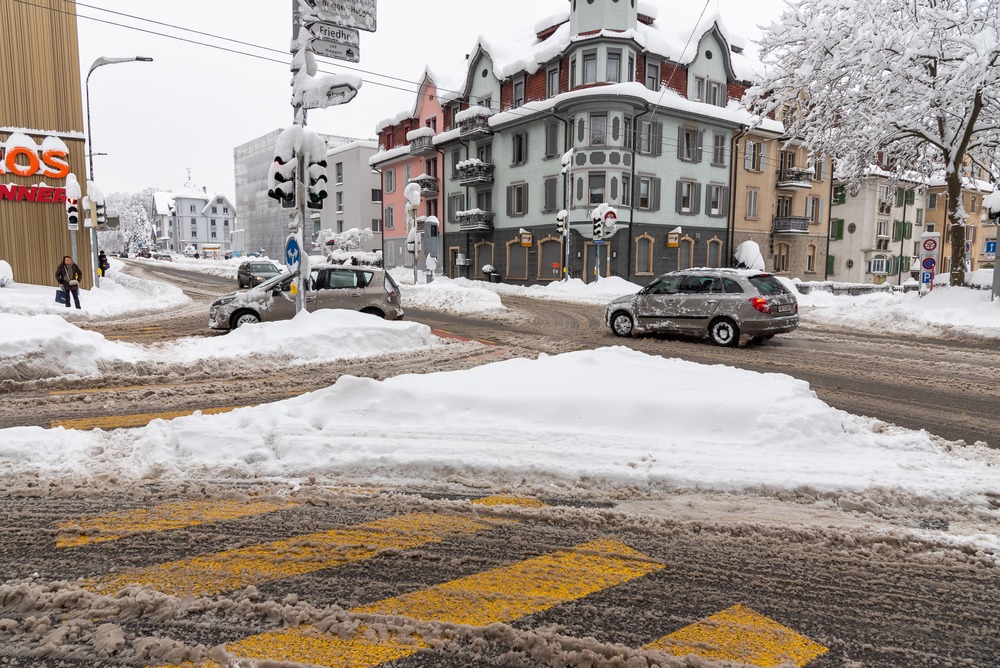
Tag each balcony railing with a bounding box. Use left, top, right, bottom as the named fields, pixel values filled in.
left=776, top=169, right=814, bottom=189
left=456, top=209, right=495, bottom=232
left=408, top=134, right=435, bottom=156
left=459, top=114, right=493, bottom=139
left=773, top=216, right=811, bottom=234
left=458, top=162, right=495, bottom=187
left=410, top=175, right=439, bottom=198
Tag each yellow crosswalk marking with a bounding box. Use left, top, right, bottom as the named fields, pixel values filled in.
left=647, top=604, right=828, bottom=667
left=57, top=500, right=294, bottom=549
left=211, top=539, right=662, bottom=667
left=88, top=512, right=497, bottom=599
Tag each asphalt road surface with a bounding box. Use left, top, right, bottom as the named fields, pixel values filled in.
left=0, top=261, right=996, bottom=667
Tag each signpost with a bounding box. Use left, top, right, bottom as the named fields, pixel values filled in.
left=285, top=235, right=302, bottom=273
left=308, top=22, right=360, bottom=62
left=303, top=0, right=377, bottom=32
left=986, top=239, right=996, bottom=260
left=918, top=231, right=940, bottom=293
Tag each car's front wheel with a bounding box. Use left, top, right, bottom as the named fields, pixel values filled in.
left=708, top=317, right=740, bottom=347
left=610, top=311, right=634, bottom=337
left=231, top=310, right=260, bottom=329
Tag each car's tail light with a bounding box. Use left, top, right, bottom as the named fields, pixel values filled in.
left=749, top=297, right=771, bottom=314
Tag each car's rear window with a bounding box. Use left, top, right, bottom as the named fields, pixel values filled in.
left=749, top=275, right=790, bottom=295
left=251, top=263, right=276, bottom=272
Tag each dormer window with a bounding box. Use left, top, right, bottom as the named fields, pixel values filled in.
left=546, top=65, right=560, bottom=98
left=583, top=52, right=598, bottom=85
left=645, top=60, right=660, bottom=90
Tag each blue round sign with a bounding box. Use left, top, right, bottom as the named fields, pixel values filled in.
left=921, top=257, right=936, bottom=270
left=285, top=237, right=302, bottom=271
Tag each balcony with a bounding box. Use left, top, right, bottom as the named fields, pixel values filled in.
left=408, top=133, right=435, bottom=156
left=458, top=161, right=495, bottom=187
left=409, top=175, right=439, bottom=198
left=456, top=209, right=495, bottom=232
left=459, top=113, right=493, bottom=139
left=776, top=169, right=814, bottom=190
left=773, top=216, right=811, bottom=234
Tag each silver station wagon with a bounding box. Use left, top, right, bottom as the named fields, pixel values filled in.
left=605, top=269, right=799, bottom=346
left=210, top=264, right=404, bottom=331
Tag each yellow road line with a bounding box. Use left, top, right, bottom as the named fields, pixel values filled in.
left=214, top=538, right=662, bottom=667
left=470, top=495, right=548, bottom=508
left=88, top=512, right=498, bottom=599
left=51, top=407, right=240, bottom=430
left=57, top=500, right=294, bottom=549
left=647, top=604, right=828, bottom=667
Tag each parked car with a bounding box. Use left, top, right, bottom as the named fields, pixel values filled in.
left=605, top=269, right=799, bottom=346
left=210, top=265, right=404, bottom=331
left=152, top=253, right=173, bottom=261
left=237, top=261, right=281, bottom=289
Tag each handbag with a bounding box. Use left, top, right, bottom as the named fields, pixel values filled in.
left=55, top=289, right=68, bottom=304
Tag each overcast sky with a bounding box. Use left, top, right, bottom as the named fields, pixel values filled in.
left=73, top=0, right=791, bottom=200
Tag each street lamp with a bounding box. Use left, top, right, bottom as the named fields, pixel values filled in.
left=85, top=55, right=153, bottom=287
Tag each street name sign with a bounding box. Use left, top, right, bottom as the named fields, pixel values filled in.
left=308, top=23, right=361, bottom=62
left=303, top=0, right=376, bottom=32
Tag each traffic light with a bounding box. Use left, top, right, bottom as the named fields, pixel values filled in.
left=593, top=218, right=603, bottom=240
left=66, top=198, right=79, bottom=228
left=95, top=200, right=107, bottom=227
left=303, top=131, right=329, bottom=210
left=268, top=153, right=297, bottom=208
left=556, top=211, right=567, bottom=236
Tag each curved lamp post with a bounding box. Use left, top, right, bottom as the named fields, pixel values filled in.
left=85, top=55, right=153, bottom=286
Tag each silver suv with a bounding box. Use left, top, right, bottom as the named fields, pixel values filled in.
left=210, top=264, right=403, bottom=330
left=605, top=269, right=799, bottom=346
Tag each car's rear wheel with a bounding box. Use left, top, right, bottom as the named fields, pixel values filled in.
left=610, top=311, right=634, bottom=337
left=709, top=317, right=739, bottom=347
left=360, top=307, right=386, bottom=318
left=231, top=310, right=260, bottom=329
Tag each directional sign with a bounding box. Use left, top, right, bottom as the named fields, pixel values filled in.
left=921, top=257, right=936, bottom=270
left=299, top=81, right=359, bottom=111
left=308, top=22, right=360, bottom=62
left=285, top=235, right=302, bottom=272
left=986, top=239, right=996, bottom=259
left=303, top=0, right=376, bottom=32
left=922, top=238, right=938, bottom=252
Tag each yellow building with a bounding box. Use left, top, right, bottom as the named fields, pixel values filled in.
left=926, top=167, right=996, bottom=275
left=0, top=0, right=92, bottom=288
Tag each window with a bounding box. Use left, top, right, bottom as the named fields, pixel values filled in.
left=506, top=183, right=527, bottom=216
left=810, top=157, right=824, bottom=181
left=425, top=117, right=437, bottom=132
left=916, top=209, right=924, bottom=226
left=448, top=193, right=464, bottom=222
left=590, top=113, right=608, bottom=146
left=806, top=244, right=817, bottom=273
left=385, top=169, right=396, bottom=193
left=627, top=55, right=635, bottom=82
left=928, top=193, right=938, bottom=209
left=426, top=199, right=438, bottom=219
left=189, top=205, right=195, bottom=213
left=606, top=51, right=621, bottom=82
left=744, top=140, right=765, bottom=171
left=970, top=195, right=978, bottom=213
left=833, top=185, right=847, bottom=205
left=870, top=255, right=887, bottom=274
left=693, top=77, right=705, bottom=101
left=336, top=192, right=344, bottom=212
left=637, top=120, right=661, bottom=156
left=679, top=128, right=699, bottom=161
left=706, top=184, right=726, bottom=217
left=638, top=177, right=652, bottom=209
left=635, top=234, right=654, bottom=275
left=545, top=122, right=560, bottom=157
left=589, top=172, right=606, bottom=204
left=707, top=238, right=723, bottom=268
left=776, top=196, right=792, bottom=218
left=543, top=176, right=559, bottom=213
left=403, top=164, right=411, bottom=183
left=371, top=188, right=382, bottom=202
left=879, top=185, right=893, bottom=215
left=774, top=242, right=790, bottom=273
left=877, top=220, right=889, bottom=237
left=678, top=180, right=696, bottom=214
left=583, top=52, right=597, bottom=84
left=335, top=162, right=344, bottom=184
left=806, top=196, right=822, bottom=224
left=570, top=59, right=577, bottom=87
left=513, top=79, right=525, bottom=108
left=512, top=132, right=527, bottom=165
left=211, top=206, right=217, bottom=214
left=190, top=223, right=197, bottom=238
left=425, top=157, right=438, bottom=179
left=623, top=116, right=633, bottom=150
left=477, top=142, right=493, bottom=164
left=830, top=218, right=845, bottom=240
left=621, top=173, right=631, bottom=207
left=706, top=81, right=725, bottom=107
left=476, top=190, right=492, bottom=212
left=746, top=188, right=759, bottom=219
left=645, top=60, right=659, bottom=90
left=546, top=66, right=559, bottom=98
left=371, top=218, right=382, bottom=233
left=223, top=207, right=229, bottom=214
left=384, top=206, right=394, bottom=230
left=450, top=148, right=461, bottom=178
left=711, top=134, right=726, bottom=166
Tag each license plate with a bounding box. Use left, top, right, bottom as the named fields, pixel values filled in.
left=777, top=304, right=793, bottom=314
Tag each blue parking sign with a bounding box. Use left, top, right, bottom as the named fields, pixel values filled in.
left=921, top=271, right=933, bottom=284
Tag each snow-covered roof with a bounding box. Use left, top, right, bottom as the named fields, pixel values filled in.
left=327, top=139, right=379, bottom=158
left=152, top=188, right=232, bottom=217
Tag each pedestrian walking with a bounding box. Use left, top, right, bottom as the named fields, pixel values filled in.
left=55, top=255, right=82, bottom=309
left=98, top=250, right=110, bottom=277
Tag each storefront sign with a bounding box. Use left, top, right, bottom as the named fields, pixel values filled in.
left=0, top=184, right=67, bottom=203
left=0, top=133, right=71, bottom=180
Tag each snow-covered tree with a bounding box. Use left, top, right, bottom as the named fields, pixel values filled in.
left=745, top=0, right=1000, bottom=285
left=317, top=227, right=374, bottom=252
left=99, top=188, right=157, bottom=253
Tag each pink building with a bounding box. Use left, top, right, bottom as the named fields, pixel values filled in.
left=372, top=72, right=445, bottom=270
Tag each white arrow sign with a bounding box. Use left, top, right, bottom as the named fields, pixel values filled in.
left=303, top=0, right=376, bottom=32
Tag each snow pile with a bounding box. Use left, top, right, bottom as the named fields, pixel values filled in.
left=0, top=259, right=12, bottom=287
left=0, top=309, right=441, bottom=383
left=0, top=260, right=189, bottom=317
left=796, top=284, right=1000, bottom=339
left=400, top=276, right=505, bottom=315
left=131, top=255, right=283, bottom=280
left=2, top=347, right=998, bottom=517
